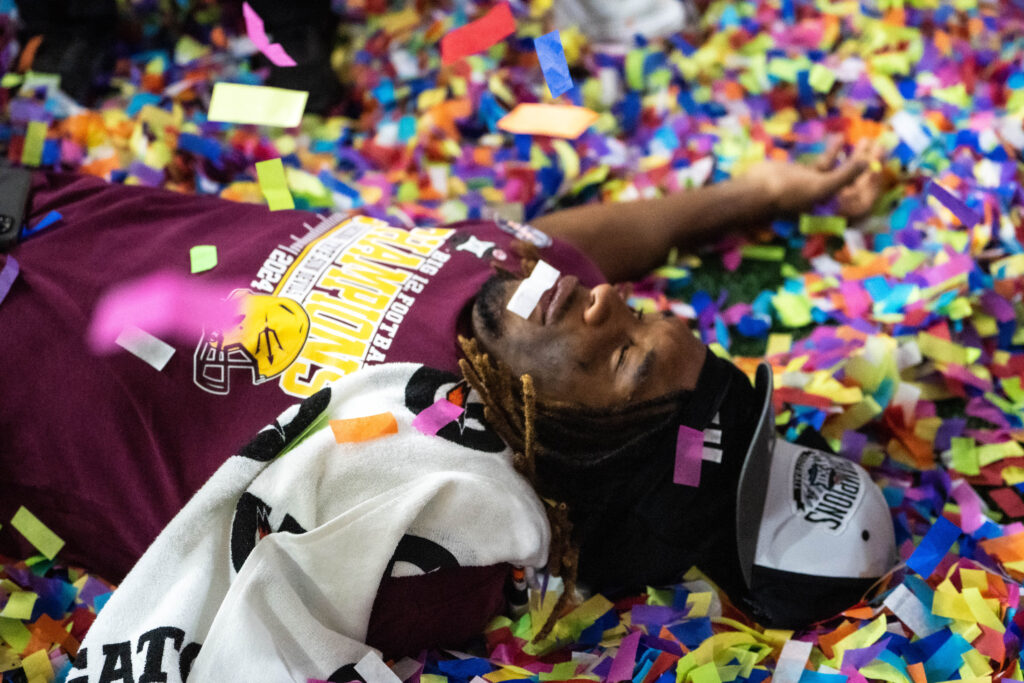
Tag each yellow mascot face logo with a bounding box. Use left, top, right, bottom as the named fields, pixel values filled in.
left=194, top=291, right=311, bottom=395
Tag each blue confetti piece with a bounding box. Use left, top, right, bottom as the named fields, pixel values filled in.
left=738, top=313, right=771, bottom=338
left=924, top=633, right=973, bottom=682
left=798, top=670, right=848, bottom=683
left=178, top=132, right=222, bottom=162
left=318, top=171, right=363, bottom=206
left=781, top=0, right=795, bottom=22
left=398, top=115, right=416, bottom=142
left=125, top=92, right=163, bottom=117
left=719, top=3, right=741, bottom=28
left=906, top=517, right=961, bottom=578
left=534, top=30, right=574, bottom=98
left=21, top=210, right=62, bottom=238
left=94, top=591, right=113, bottom=613
left=373, top=79, right=395, bottom=107
left=653, top=125, right=681, bottom=151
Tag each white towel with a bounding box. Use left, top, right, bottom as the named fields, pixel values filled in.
left=70, top=363, right=549, bottom=683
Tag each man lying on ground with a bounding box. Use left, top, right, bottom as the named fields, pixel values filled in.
left=1, top=139, right=887, bottom=666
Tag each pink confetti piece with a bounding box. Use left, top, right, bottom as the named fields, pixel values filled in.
left=87, top=271, right=242, bottom=353
left=411, top=398, right=464, bottom=436
left=673, top=425, right=704, bottom=487
left=607, top=630, right=640, bottom=682
left=920, top=253, right=974, bottom=287
left=950, top=481, right=985, bottom=534
left=840, top=280, right=871, bottom=318
left=722, top=247, right=742, bottom=272
left=242, top=2, right=297, bottom=67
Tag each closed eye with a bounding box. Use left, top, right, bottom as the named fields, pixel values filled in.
left=616, top=341, right=632, bottom=370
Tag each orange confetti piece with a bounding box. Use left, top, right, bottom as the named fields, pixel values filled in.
left=907, top=662, right=927, bottom=683
left=817, top=619, right=858, bottom=659
left=330, top=412, right=398, bottom=443
left=841, top=606, right=876, bottom=619
left=497, top=103, right=599, bottom=139
left=979, top=532, right=1024, bottom=563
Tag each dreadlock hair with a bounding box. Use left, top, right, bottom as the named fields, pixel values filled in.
left=458, top=335, right=694, bottom=642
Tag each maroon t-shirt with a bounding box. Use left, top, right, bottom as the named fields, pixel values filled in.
left=0, top=171, right=604, bottom=583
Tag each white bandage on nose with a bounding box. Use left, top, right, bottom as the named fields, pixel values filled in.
left=506, top=260, right=561, bottom=319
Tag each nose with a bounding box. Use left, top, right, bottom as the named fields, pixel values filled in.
left=583, top=284, right=625, bottom=326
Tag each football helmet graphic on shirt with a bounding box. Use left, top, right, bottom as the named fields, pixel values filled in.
left=194, top=290, right=311, bottom=395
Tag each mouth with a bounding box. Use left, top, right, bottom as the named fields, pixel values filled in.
left=541, top=275, right=579, bottom=325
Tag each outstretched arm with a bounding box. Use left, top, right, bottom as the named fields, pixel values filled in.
left=532, top=138, right=884, bottom=283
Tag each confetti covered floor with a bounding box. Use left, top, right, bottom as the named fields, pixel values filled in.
left=3, top=0, right=1024, bottom=681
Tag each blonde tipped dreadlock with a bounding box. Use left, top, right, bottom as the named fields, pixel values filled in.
left=458, top=335, right=578, bottom=642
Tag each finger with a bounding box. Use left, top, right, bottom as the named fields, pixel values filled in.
left=815, top=136, right=843, bottom=171
left=816, top=153, right=869, bottom=199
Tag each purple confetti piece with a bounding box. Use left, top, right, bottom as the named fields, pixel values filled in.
left=0, top=256, right=19, bottom=307
left=927, top=181, right=982, bottom=227
left=607, top=630, right=640, bottom=682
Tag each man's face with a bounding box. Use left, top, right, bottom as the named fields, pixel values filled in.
left=471, top=273, right=707, bottom=408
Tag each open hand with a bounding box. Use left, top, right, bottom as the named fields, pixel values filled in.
left=747, top=137, right=886, bottom=219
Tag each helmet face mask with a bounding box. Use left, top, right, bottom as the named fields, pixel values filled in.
left=193, top=291, right=311, bottom=395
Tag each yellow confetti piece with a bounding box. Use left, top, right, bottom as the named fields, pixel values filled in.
left=484, top=667, right=535, bottom=682
left=978, top=441, right=1024, bottom=467
left=20, top=649, right=53, bottom=682
left=0, top=592, right=37, bottom=620
left=822, top=397, right=882, bottom=441
left=766, top=334, right=792, bottom=357
left=21, top=120, right=47, bottom=167
left=962, top=587, right=1004, bottom=632
left=869, top=73, right=904, bottom=109
left=10, top=507, right=64, bottom=560
left=686, top=592, right=713, bottom=618
left=255, top=158, right=295, bottom=211
left=832, top=615, right=887, bottom=665
left=860, top=660, right=911, bottom=683
left=1002, top=466, right=1024, bottom=486
left=917, top=332, right=981, bottom=366
left=207, top=82, right=308, bottom=128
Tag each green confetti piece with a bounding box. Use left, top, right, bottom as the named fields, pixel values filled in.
left=255, top=158, right=295, bottom=211
left=951, top=437, right=979, bottom=475
left=741, top=245, right=786, bottom=261
left=625, top=49, right=647, bottom=91
left=773, top=292, right=813, bottom=328
left=20, top=120, right=47, bottom=167
left=0, top=618, right=31, bottom=651
left=799, top=214, right=848, bottom=236
left=10, top=506, right=65, bottom=560
left=691, top=661, right=723, bottom=683
left=767, top=58, right=800, bottom=83
left=189, top=245, right=218, bottom=274
left=809, top=63, right=837, bottom=92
